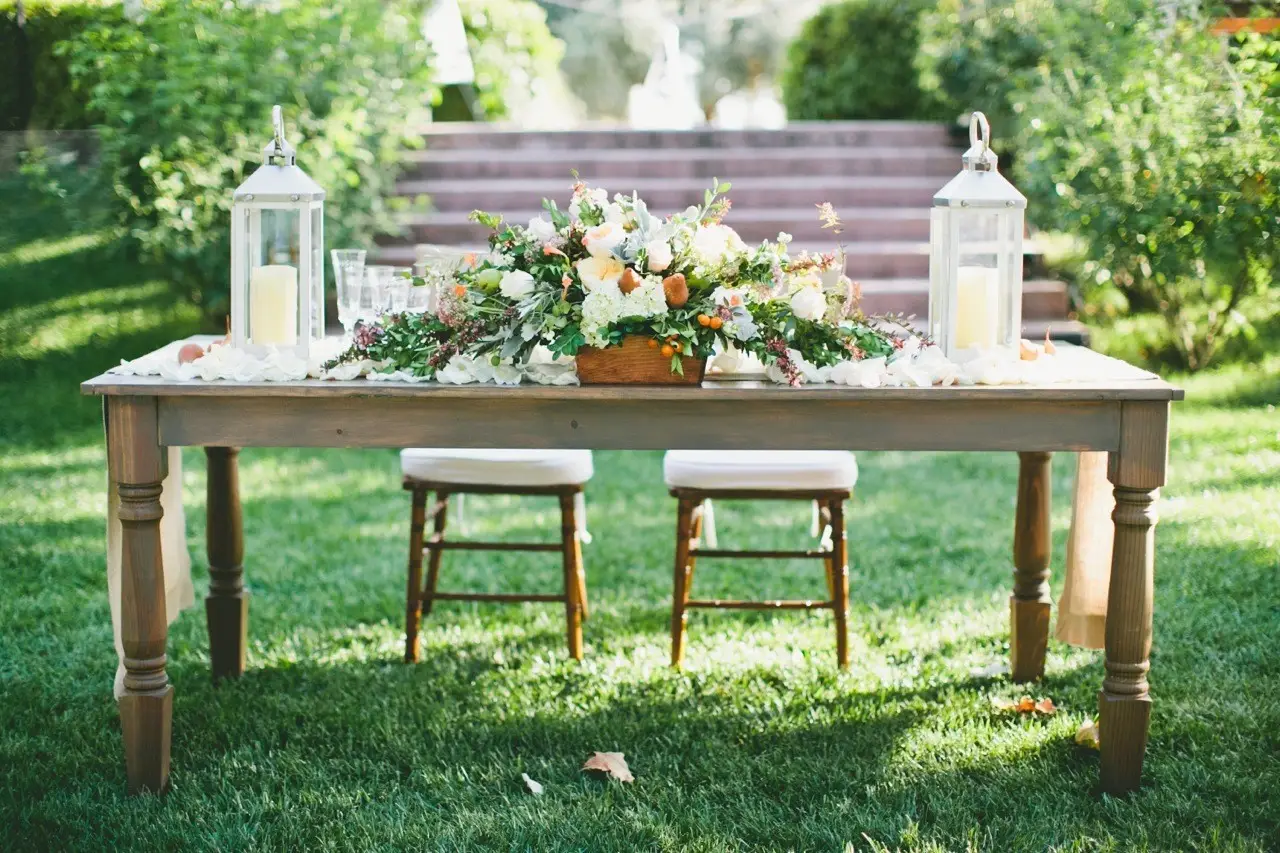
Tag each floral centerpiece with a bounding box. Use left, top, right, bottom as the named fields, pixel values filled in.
left=327, top=178, right=915, bottom=386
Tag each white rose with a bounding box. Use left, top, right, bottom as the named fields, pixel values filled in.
left=526, top=217, right=556, bottom=242
left=790, top=286, right=827, bottom=321
left=644, top=239, right=673, bottom=272
left=693, top=224, right=747, bottom=265
left=604, top=202, right=626, bottom=225
left=499, top=270, right=536, bottom=300
left=710, top=286, right=746, bottom=308
left=575, top=255, right=625, bottom=292
left=583, top=222, right=625, bottom=258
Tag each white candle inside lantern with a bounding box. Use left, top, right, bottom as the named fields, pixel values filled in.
left=249, top=264, right=298, bottom=346
left=954, top=265, right=998, bottom=351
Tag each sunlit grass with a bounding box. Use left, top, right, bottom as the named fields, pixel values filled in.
left=1, top=177, right=1278, bottom=850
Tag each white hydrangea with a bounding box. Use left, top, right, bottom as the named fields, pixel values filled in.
left=580, top=289, right=624, bottom=347
left=621, top=277, right=668, bottom=318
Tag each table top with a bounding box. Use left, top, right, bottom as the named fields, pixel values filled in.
left=82, top=337, right=1184, bottom=403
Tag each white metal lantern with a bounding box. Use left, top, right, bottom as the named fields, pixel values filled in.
left=928, top=111, right=1027, bottom=360
left=230, top=105, right=325, bottom=358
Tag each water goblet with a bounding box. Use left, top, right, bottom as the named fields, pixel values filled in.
left=331, top=248, right=366, bottom=335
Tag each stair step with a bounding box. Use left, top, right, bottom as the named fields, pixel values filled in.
left=400, top=207, right=933, bottom=244
left=403, top=145, right=958, bottom=181
left=398, top=175, right=944, bottom=211
left=420, top=120, right=953, bottom=150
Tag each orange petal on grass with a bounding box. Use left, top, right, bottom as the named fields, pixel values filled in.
left=1033, top=698, right=1057, bottom=715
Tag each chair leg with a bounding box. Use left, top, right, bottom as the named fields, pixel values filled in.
left=422, top=492, right=449, bottom=618
left=830, top=498, right=850, bottom=670
left=670, top=497, right=695, bottom=668
left=686, top=501, right=704, bottom=597
left=819, top=500, right=835, bottom=601
left=571, top=492, right=589, bottom=621
left=405, top=487, right=428, bottom=663
left=559, top=493, right=584, bottom=660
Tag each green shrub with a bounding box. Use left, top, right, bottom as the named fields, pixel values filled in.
left=54, top=0, right=437, bottom=318
left=916, top=0, right=1148, bottom=157
left=0, top=0, right=122, bottom=131
left=1019, top=21, right=1280, bottom=369
left=781, top=0, right=938, bottom=121
left=459, top=0, right=563, bottom=119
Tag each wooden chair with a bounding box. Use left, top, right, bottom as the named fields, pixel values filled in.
left=663, top=450, right=858, bottom=669
left=401, top=449, right=593, bottom=662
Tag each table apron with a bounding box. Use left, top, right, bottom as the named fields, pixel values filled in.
left=156, top=396, right=1123, bottom=452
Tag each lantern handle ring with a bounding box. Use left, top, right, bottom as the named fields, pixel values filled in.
left=962, top=111, right=997, bottom=172
left=969, top=111, right=991, bottom=153
left=263, top=104, right=297, bottom=166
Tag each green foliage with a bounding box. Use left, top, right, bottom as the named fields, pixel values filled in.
left=781, top=0, right=939, bottom=121
left=0, top=0, right=123, bottom=131
left=4, top=180, right=1280, bottom=847
left=1018, top=22, right=1280, bottom=369
left=54, top=0, right=436, bottom=319
left=915, top=0, right=1147, bottom=146
left=918, top=0, right=1280, bottom=370
left=459, top=0, right=564, bottom=120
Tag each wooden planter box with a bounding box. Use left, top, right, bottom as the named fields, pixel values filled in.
left=575, top=335, right=706, bottom=385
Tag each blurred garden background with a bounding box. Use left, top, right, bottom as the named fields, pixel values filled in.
left=1, top=0, right=1278, bottom=849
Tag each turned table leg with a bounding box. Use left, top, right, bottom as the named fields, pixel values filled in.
left=1100, top=401, right=1169, bottom=796
left=205, top=447, right=247, bottom=680
left=107, top=397, right=172, bottom=795
left=1011, top=451, right=1053, bottom=682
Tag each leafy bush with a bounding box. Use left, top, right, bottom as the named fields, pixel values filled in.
left=781, top=0, right=939, bottom=121
left=0, top=0, right=122, bottom=131
left=915, top=0, right=1148, bottom=158
left=1019, top=21, right=1280, bottom=369
left=55, top=0, right=436, bottom=318
left=460, top=0, right=564, bottom=120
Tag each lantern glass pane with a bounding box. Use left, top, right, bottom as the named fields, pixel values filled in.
left=949, top=209, right=1003, bottom=352
left=999, top=208, right=1025, bottom=347
left=309, top=205, right=325, bottom=340
left=248, top=206, right=302, bottom=348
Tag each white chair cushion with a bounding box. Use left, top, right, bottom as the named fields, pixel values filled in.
left=401, top=449, right=593, bottom=487
left=663, top=450, right=858, bottom=491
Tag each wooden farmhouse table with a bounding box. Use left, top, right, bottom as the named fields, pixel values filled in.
left=83, top=339, right=1183, bottom=798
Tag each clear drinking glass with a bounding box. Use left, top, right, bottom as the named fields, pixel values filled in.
left=331, top=249, right=366, bottom=335
left=416, top=244, right=473, bottom=274
left=364, top=265, right=397, bottom=320
left=387, top=276, right=412, bottom=315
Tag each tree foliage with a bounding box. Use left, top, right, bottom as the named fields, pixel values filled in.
left=781, top=0, right=940, bottom=121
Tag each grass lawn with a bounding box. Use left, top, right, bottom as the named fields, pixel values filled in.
left=1, top=180, right=1278, bottom=851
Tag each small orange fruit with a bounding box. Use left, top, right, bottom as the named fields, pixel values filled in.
left=660, top=344, right=675, bottom=358
left=647, top=338, right=658, bottom=349
left=709, top=316, right=723, bottom=330
left=697, top=313, right=711, bottom=327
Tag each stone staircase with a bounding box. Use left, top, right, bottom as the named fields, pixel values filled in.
left=379, top=122, right=1081, bottom=340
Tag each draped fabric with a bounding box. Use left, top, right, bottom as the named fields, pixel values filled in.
left=1056, top=452, right=1114, bottom=649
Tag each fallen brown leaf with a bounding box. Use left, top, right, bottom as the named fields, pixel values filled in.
left=992, top=695, right=1057, bottom=715
left=1075, top=719, right=1100, bottom=750
left=582, top=751, right=634, bottom=783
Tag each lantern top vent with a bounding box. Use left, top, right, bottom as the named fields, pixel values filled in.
left=232, top=105, right=326, bottom=203
left=933, top=111, right=1026, bottom=210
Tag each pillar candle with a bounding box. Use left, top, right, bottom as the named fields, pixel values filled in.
left=954, top=265, right=998, bottom=351
left=249, top=264, right=298, bottom=346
